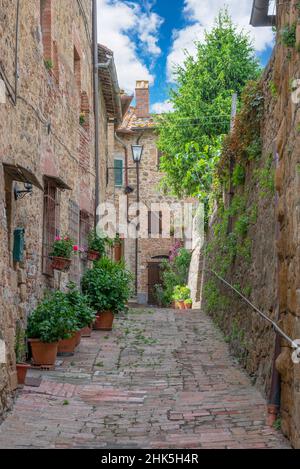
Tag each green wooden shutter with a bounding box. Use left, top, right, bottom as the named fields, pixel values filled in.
left=114, top=160, right=123, bottom=187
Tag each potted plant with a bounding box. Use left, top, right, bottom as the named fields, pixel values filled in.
left=184, top=298, right=193, bottom=310
left=27, top=291, right=79, bottom=365
left=172, top=285, right=191, bottom=310
left=82, top=257, right=133, bottom=331
left=50, top=235, right=78, bottom=271
left=172, top=285, right=183, bottom=309
left=15, top=322, right=30, bottom=385
left=114, top=233, right=123, bottom=262
left=66, top=283, right=96, bottom=339
left=87, top=230, right=108, bottom=261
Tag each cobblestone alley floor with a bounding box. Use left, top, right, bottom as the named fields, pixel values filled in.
left=0, top=308, right=291, bottom=449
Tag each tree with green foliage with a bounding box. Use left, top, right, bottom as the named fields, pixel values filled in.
left=157, top=10, right=261, bottom=201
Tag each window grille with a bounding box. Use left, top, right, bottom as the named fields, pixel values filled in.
left=43, top=180, right=60, bottom=276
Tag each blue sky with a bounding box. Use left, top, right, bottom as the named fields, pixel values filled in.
left=98, top=1, right=275, bottom=113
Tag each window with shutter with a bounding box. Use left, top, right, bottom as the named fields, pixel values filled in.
left=114, top=159, right=123, bottom=187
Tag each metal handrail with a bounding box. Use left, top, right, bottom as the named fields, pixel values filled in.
left=207, top=269, right=300, bottom=363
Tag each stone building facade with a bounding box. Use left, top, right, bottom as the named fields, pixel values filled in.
left=200, top=0, right=300, bottom=448
left=0, top=1, right=118, bottom=419
left=105, top=81, right=190, bottom=304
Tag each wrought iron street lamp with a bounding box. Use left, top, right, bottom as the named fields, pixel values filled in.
left=131, top=144, right=143, bottom=297
left=131, top=145, right=144, bottom=163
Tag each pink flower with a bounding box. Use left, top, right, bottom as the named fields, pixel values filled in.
left=64, top=237, right=70, bottom=241
left=73, top=245, right=79, bottom=252
left=55, top=236, right=61, bottom=241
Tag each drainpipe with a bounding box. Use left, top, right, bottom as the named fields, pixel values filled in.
left=14, top=0, right=20, bottom=104
left=92, top=0, right=100, bottom=227
left=268, top=144, right=281, bottom=426
left=115, top=132, right=130, bottom=224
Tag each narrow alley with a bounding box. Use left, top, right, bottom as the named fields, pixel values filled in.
left=0, top=308, right=290, bottom=449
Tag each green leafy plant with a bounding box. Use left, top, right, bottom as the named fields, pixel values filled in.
left=280, top=24, right=296, bottom=48
left=82, top=257, right=133, bottom=314
left=269, top=80, right=278, bottom=98
left=232, top=164, right=246, bottom=187
left=184, top=298, right=193, bottom=306
left=113, top=233, right=122, bottom=246
left=172, top=285, right=191, bottom=301
left=44, top=59, right=53, bottom=71
left=50, top=235, right=78, bottom=259
left=157, top=248, right=192, bottom=306
left=79, top=113, right=85, bottom=126
left=235, top=214, right=250, bottom=238
left=254, top=154, right=275, bottom=198
left=273, top=417, right=282, bottom=431
left=204, top=280, right=229, bottom=314
left=27, top=291, right=80, bottom=343
left=87, top=229, right=108, bottom=256
left=66, top=283, right=95, bottom=329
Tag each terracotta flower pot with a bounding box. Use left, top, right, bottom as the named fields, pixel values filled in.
left=16, top=364, right=30, bottom=386
left=178, top=300, right=185, bottom=310
left=174, top=301, right=180, bottom=309
left=114, top=243, right=122, bottom=262
left=75, top=330, right=81, bottom=347
left=87, top=250, right=100, bottom=262
left=58, top=334, right=77, bottom=356
left=29, top=339, right=58, bottom=366
left=81, top=325, right=93, bottom=337
left=185, top=303, right=192, bottom=310
left=51, top=257, right=71, bottom=272
left=94, top=311, right=114, bottom=331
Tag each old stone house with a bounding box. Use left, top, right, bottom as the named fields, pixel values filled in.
left=199, top=0, right=300, bottom=448
left=104, top=81, right=191, bottom=305
left=0, top=1, right=119, bottom=419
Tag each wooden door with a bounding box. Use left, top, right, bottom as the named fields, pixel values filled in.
left=148, top=262, right=162, bottom=305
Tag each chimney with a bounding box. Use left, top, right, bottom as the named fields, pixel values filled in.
left=135, top=80, right=150, bottom=118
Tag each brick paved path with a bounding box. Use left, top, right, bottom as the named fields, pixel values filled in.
left=0, top=308, right=290, bottom=449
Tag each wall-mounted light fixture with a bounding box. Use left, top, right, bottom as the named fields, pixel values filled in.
left=14, top=182, right=33, bottom=200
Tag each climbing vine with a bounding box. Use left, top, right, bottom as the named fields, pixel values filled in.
left=203, top=77, right=275, bottom=353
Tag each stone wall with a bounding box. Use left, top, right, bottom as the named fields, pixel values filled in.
left=201, top=0, right=300, bottom=448
left=0, top=0, right=96, bottom=417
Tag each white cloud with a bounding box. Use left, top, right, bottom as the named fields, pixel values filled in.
left=167, top=0, right=275, bottom=82
left=98, top=0, right=163, bottom=93
left=152, top=100, right=174, bottom=114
